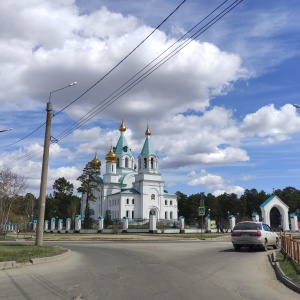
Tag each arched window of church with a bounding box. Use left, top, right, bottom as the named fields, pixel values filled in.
left=170, top=212, right=173, bottom=219
left=125, top=157, right=128, bottom=168
left=151, top=158, right=154, bottom=169
left=111, top=165, right=114, bottom=173
left=144, top=157, right=147, bottom=168
left=151, top=194, right=155, bottom=200
left=126, top=210, right=129, bottom=218
left=165, top=200, right=167, bottom=205
left=170, top=200, right=173, bottom=206
left=132, top=211, right=134, bottom=219
left=132, top=199, right=134, bottom=204
left=117, top=158, right=120, bottom=168
left=165, top=211, right=168, bottom=219
left=126, top=198, right=129, bottom=204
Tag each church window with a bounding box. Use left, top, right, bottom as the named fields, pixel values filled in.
left=170, top=200, right=173, bottom=206
left=112, top=165, right=114, bottom=172
left=132, top=211, right=134, bottom=219
left=144, top=157, right=147, bottom=168
left=132, top=199, right=134, bottom=204
left=126, top=198, right=129, bottom=204
left=117, top=158, right=120, bottom=168
left=151, top=194, right=155, bottom=200
left=126, top=210, right=130, bottom=218
left=123, top=146, right=128, bottom=152
left=139, top=158, right=141, bottom=169
left=125, top=157, right=128, bottom=168
left=165, top=200, right=167, bottom=205
left=170, top=212, right=173, bottom=219
left=151, top=158, right=154, bottom=169
left=165, top=211, right=168, bottom=219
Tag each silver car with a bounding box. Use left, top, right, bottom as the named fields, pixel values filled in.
left=231, top=221, right=279, bottom=251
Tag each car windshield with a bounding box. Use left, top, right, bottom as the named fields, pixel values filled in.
left=233, top=223, right=262, bottom=230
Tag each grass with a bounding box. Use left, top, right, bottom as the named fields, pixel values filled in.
left=0, top=244, right=67, bottom=263
left=277, top=250, right=300, bottom=284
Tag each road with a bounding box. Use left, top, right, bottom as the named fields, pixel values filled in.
left=0, top=239, right=298, bottom=300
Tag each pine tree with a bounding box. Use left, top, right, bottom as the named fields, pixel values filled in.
left=77, top=161, right=100, bottom=229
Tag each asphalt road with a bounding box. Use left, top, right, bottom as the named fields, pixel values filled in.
left=0, top=239, right=298, bottom=300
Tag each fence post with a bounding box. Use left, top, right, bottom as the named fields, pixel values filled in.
left=179, top=216, right=185, bottom=233
left=122, top=217, right=128, bottom=233
left=98, top=216, right=104, bottom=233
left=149, top=213, right=157, bottom=233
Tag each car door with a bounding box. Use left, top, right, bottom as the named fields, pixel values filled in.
left=263, top=223, right=275, bottom=244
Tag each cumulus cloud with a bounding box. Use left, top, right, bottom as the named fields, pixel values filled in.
left=2, top=1, right=299, bottom=198
left=241, top=104, right=300, bottom=144
left=186, top=170, right=244, bottom=196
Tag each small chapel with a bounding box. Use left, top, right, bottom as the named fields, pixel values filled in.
left=80, top=120, right=178, bottom=222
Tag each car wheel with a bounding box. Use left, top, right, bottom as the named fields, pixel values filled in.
left=234, top=245, right=241, bottom=252
left=263, top=240, right=268, bottom=251
left=273, top=238, right=279, bottom=249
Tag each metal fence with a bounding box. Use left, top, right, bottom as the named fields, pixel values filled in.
left=280, top=232, right=300, bottom=265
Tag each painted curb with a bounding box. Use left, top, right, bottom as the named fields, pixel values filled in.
left=270, top=252, right=300, bottom=294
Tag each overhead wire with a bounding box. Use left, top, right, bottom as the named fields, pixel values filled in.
left=55, top=0, right=242, bottom=143
left=0, top=0, right=186, bottom=150
left=4, top=0, right=243, bottom=169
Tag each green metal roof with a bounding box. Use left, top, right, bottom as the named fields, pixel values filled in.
left=114, top=134, right=133, bottom=156
left=140, top=136, right=156, bottom=156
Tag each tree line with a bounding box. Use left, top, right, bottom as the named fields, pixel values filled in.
left=2, top=165, right=300, bottom=233
left=177, top=187, right=300, bottom=225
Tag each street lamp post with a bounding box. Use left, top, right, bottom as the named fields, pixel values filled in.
left=35, top=82, right=77, bottom=246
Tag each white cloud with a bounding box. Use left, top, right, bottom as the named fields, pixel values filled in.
left=241, top=104, right=300, bottom=144
left=187, top=173, right=224, bottom=190
left=213, top=186, right=245, bottom=197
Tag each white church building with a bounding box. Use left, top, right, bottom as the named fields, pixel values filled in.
left=81, top=120, right=178, bottom=222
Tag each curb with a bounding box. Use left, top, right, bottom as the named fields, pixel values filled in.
left=270, top=252, right=300, bottom=294
left=0, top=261, right=17, bottom=270
left=0, top=249, right=71, bottom=270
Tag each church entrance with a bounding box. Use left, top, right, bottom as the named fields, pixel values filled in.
left=269, top=207, right=281, bottom=230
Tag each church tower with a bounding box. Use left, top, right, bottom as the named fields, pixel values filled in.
left=138, top=124, right=158, bottom=174
left=114, top=119, right=135, bottom=174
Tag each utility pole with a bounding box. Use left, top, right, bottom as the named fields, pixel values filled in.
left=35, top=101, right=52, bottom=246
left=35, top=82, right=77, bottom=246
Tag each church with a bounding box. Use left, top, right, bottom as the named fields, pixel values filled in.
left=81, top=120, right=178, bottom=222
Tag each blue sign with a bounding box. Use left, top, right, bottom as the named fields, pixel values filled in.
left=198, top=206, right=205, bottom=216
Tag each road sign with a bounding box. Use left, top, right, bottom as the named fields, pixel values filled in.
left=198, top=206, right=205, bottom=216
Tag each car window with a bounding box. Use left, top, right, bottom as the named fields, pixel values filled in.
left=263, top=224, right=271, bottom=231
left=233, top=223, right=262, bottom=230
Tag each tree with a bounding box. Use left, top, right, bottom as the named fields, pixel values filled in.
left=77, top=162, right=100, bottom=229
left=0, top=167, right=27, bottom=234
left=52, top=177, right=80, bottom=221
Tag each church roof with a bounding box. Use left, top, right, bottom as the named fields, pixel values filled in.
left=120, top=188, right=140, bottom=194
left=114, top=134, right=133, bottom=156
left=140, top=136, right=156, bottom=156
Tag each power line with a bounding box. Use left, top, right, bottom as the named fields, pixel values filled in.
left=0, top=0, right=186, bottom=150
left=5, top=0, right=243, bottom=169
left=55, top=0, right=242, bottom=142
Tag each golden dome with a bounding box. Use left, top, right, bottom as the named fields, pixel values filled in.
left=145, top=125, right=151, bottom=136
left=90, top=153, right=101, bottom=169
left=119, top=119, right=126, bottom=132
left=105, top=146, right=117, bottom=163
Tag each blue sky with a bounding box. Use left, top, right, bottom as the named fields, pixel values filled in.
left=1, top=0, right=300, bottom=197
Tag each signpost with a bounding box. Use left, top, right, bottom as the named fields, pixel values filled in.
left=198, top=206, right=205, bottom=239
